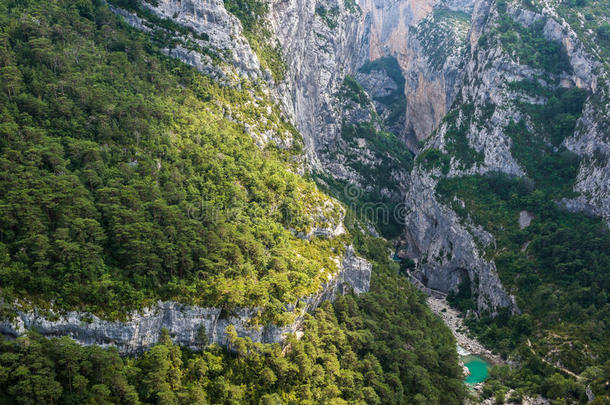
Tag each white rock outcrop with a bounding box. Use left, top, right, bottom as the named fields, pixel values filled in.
left=1, top=246, right=371, bottom=353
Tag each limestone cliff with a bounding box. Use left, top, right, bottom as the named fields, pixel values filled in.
left=2, top=246, right=371, bottom=354
left=403, top=0, right=609, bottom=313
left=112, top=0, right=262, bottom=80
left=269, top=0, right=368, bottom=169
left=404, top=169, right=516, bottom=312
left=358, top=0, right=474, bottom=148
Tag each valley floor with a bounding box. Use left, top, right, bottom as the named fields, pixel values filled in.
left=425, top=296, right=502, bottom=364
left=426, top=297, right=557, bottom=405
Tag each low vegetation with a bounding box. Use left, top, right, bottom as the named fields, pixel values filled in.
left=556, top=0, right=610, bottom=63
left=441, top=105, right=485, bottom=170
left=415, top=8, right=471, bottom=71
left=415, top=148, right=450, bottom=174
left=223, top=0, right=287, bottom=81
left=483, top=1, right=573, bottom=75
left=358, top=57, right=407, bottom=128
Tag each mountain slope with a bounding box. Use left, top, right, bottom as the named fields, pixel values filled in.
left=0, top=0, right=608, bottom=403
left=0, top=0, right=466, bottom=403
left=0, top=0, right=353, bottom=324
left=401, top=0, right=609, bottom=401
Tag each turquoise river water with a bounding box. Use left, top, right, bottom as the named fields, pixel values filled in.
left=462, top=355, right=489, bottom=384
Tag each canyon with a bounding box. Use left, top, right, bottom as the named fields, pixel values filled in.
left=3, top=0, right=608, bottom=360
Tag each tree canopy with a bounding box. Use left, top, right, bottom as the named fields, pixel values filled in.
left=0, top=0, right=346, bottom=323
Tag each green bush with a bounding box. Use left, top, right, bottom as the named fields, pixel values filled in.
left=497, top=17, right=572, bottom=74
left=506, top=83, right=587, bottom=196
left=442, top=106, right=485, bottom=169
left=339, top=75, right=371, bottom=106
left=597, top=24, right=610, bottom=41
left=416, top=148, right=451, bottom=174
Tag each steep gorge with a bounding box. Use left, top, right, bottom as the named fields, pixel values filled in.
left=19, top=0, right=606, bottom=347
left=0, top=0, right=608, bottom=401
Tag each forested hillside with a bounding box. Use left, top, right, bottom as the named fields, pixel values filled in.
left=407, top=0, right=610, bottom=402
left=0, top=0, right=348, bottom=323
left=0, top=261, right=466, bottom=404
left=0, top=0, right=466, bottom=403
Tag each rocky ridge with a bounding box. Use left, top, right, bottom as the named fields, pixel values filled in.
left=404, top=168, right=515, bottom=312
left=269, top=0, right=368, bottom=169
left=1, top=246, right=371, bottom=354
left=113, top=0, right=261, bottom=80
left=507, top=1, right=609, bottom=224
left=402, top=0, right=609, bottom=313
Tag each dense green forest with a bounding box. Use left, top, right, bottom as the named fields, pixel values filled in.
left=0, top=235, right=466, bottom=404
left=0, top=0, right=350, bottom=323
left=0, top=1, right=467, bottom=404
left=439, top=173, right=609, bottom=402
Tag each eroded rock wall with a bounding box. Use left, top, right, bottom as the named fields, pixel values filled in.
left=402, top=0, right=609, bottom=313
left=358, top=0, right=474, bottom=148
left=270, top=0, right=368, bottom=169
left=1, top=247, right=371, bottom=353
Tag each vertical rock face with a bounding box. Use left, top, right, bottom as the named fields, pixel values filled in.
left=268, top=0, right=415, bottom=232
left=1, top=247, right=371, bottom=354
left=146, top=0, right=261, bottom=78
left=564, top=98, right=610, bottom=223
left=269, top=0, right=368, bottom=169
left=359, top=0, right=434, bottom=61
left=358, top=0, right=474, bottom=148
left=268, top=0, right=477, bottom=172
left=402, top=5, right=472, bottom=149
left=404, top=169, right=515, bottom=312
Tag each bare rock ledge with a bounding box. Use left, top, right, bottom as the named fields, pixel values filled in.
left=1, top=246, right=371, bottom=354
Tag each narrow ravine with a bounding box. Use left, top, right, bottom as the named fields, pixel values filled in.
left=425, top=296, right=501, bottom=364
